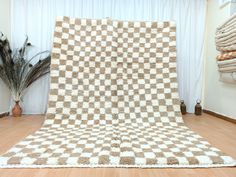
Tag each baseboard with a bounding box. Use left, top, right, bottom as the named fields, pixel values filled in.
left=0, top=112, right=10, bottom=118
left=203, top=109, right=236, bottom=124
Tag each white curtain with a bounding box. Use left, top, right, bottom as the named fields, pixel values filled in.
left=11, top=0, right=206, bottom=114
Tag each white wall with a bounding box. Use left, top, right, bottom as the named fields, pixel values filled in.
left=0, top=0, right=11, bottom=113
left=204, top=0, right=236, bottom=119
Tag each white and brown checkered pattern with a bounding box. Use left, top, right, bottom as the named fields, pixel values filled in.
left=0, top=17, right=235, bottom=168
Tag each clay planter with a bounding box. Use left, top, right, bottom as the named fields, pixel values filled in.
left=12, top=101, right=22, bottom=117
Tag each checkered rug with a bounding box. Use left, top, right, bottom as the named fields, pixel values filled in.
left=0, top=17, right=235, bottom=168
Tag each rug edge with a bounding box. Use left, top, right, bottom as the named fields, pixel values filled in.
left=0, top=162, right=235, bottom=169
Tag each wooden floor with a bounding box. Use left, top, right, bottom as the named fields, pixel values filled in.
left=0, top=113, right=235, bottom=177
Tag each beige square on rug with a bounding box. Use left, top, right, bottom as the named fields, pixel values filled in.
left=0, top=17, right=235, bottom=168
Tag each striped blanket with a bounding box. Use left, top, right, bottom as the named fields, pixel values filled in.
left=217, top=51, right=236, bottom=61
left=218, top=58, right=236, bottom=72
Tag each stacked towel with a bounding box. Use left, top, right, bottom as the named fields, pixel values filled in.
left=215, top=13, right=236, bottom=73
left=216, top=13, right=236, bottom=51
left=217, top=51, right=236, bottom=60
left=218, top=58, right=236, bottom=72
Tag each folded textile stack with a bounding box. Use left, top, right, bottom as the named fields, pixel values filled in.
left=217, top=58, right=236, bottom=72
left=216, top=13, right=236, bottom=73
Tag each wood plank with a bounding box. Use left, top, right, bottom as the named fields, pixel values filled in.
left=203, top=109, right=236, bottom=124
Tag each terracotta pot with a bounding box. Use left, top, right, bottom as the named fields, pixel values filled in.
left=12, top=101, right=22, bottom=117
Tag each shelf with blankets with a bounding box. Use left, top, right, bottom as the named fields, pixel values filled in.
left=215, top=13, right=236, bottom=79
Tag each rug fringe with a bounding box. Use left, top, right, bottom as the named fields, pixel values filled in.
left=0, top=162, right=235, bottom=169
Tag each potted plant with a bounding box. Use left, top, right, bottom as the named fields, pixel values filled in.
left=0, top=33, right=51, bottom=117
